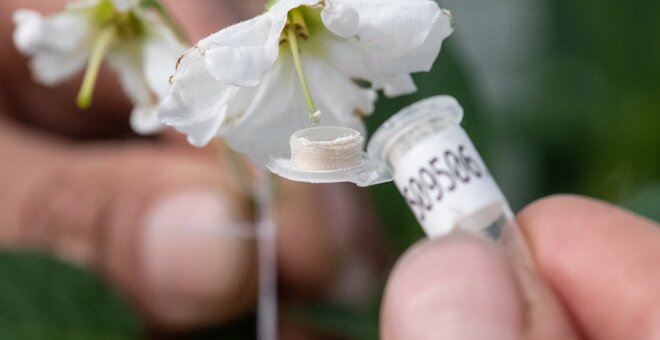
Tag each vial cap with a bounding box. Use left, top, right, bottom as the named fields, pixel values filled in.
left=367, top=95, right=463, bottom=165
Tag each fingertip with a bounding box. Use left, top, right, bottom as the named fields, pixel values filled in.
left=381, top=232, right=523, bottom=340
left=517, top=194, right=660, bottom=339
left=138, top=189, right=257, bottom=329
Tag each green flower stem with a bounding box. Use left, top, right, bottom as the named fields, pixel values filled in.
left=286, top=10, right=321, bottom=124
left=77, top=26, right=116, bottom=109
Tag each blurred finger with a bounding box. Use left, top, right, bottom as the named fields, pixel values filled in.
left=519, top=195, right=660, bottom=340
left=276, top=181, right=387, bottom=300
left=381, top=232, right=524, bottom=340
left=0, top=118, right=256, bottom=330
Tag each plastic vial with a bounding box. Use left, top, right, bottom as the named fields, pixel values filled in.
left=367, top=95, right=513, bottom=238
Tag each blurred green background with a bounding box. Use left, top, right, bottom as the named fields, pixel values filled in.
left=2, top=0, right=658, bottom=339
left=370, top=0, right=660, bottom=253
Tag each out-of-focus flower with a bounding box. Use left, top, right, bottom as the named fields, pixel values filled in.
left=13, top=0, right=186, bottom=134
left=159, top=0, right=453, bottom=167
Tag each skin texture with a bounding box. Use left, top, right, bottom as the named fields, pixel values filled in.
left=381, top=195, right=660, bottom=340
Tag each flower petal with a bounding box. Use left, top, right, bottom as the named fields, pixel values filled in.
left=130, top=104, right=164, bottom=134
left=13, top=9, right=91, bottom=85
left=13, top=9, right=91, bottom=53
left=199, top=14, right=286, bottom=87
left=374, top=8, right=453, bottom=74
left=143, top=26, right=186, bottom=97
left=332, top=0, right=444, bottom=57
left=222, top=53, right=372, bottom=167
left=107, top=49, right=150, bottom=104
left=321, top=2, right=452, bottom=95
left=321, top=2, right=359, bottom=38
left=107, top=49, right=165, bottom=134
left=382, top=74, right=416, bottom=97
left=157, top=48, right=242, bottom=146
left=29, top=49, right=89, bottom=86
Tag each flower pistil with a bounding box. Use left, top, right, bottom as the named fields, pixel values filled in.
left=284, top=8, right=321, bottom=124
left=76, top=25, right=116, bottom=108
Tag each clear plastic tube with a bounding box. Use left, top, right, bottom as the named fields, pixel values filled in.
left=368, top=95, right=510, bottom=239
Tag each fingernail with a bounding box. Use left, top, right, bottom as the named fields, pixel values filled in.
left=382, top=233, right=523, bottom=340
left=141, top=190, right=254, bottom=326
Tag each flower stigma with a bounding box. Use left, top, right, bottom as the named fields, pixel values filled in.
left=285, top=8, right=321, bottom=124
left=76, top=25, right=116, bottom=108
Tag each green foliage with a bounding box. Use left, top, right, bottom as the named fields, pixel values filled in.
left=623, top=182, right=660, bottom=222
left=0, top=251, right=141, bottom=340
left=285, top=303, right=380, bottom=340
left=513, top=0, right=660, bottom=208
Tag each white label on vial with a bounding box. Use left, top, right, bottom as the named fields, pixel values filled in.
left=393, top=125, right=506, bottom=237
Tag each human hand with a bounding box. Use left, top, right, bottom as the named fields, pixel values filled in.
left=0, top=0, right=384, bottom=332
left=381, top=195, right=660, bottom=340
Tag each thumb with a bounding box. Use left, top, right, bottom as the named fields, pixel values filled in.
left=381, top=232, right=525, bottom=340
left=0, top=121, right=256, bottom=330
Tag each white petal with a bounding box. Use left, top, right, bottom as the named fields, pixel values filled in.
left=157, top=48, right=242, bottom=146
left=107, top=49, right=165, bottom=135
left=223, top=53, right=372, bottom=167
left=375, top=9, right=453, bottom=74
left=13, top=10, right=43, bottom=54
left=321, top=2, right=359, bottom=38
left=107, top=49, right=150, bottom=105
left=222, top=59, right=308, bottom=167
left=383, top=74, right=416, bottom=97
left=322, top=32, right=397, bottom=92
left=130, top=104, right=164, bottom=134
left=321, top=3, right=452, bottom=95
left=13, top=9, right=92, bottom=85
left=332, top=0, right=442, bottom=57
left=30, top=49, right=89, bottom=85
left=303, top=53, right=375, bottom=124
left=199, top=14, right=286, bottom=87
left=180, top=106, right=227, bottom=147
left=143, top=27, right=186, bottom=97
left=13, top=10, right=91, bottom=53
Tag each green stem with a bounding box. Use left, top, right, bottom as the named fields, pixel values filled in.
left=77, top=26, right=116, bottom=109
left=286, top=11, right=321, bottom=124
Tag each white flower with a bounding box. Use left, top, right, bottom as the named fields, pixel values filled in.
left=159, top=0, right=453, bottom=167
left=13, top=0, right=186, bottom=134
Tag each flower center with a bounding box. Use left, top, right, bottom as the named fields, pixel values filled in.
left=284, top=8, right=321, bottom=124
left=91, top=0, right=145, bottom=39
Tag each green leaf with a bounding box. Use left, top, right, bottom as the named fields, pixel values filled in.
left=0, top=251, right=141, bottom=340
left=286, top=303, right=379, bottom=340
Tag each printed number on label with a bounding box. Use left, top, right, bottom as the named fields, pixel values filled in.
left=401, top=145, right=484, bottom=221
